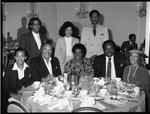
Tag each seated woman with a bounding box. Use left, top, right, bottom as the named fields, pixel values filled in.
left=64, top=43, right=94, bottom=89
left=2, top=47, right=37, bottom=113
left=122, top=49, right=150, bottom=112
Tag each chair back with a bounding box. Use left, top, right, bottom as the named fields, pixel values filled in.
left=7, top=101, right=30, bottom=113
left=72, top=107, right=103, bottom=112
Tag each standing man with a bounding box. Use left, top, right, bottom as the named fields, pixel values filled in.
left=81, top=9, right=109, bottom=63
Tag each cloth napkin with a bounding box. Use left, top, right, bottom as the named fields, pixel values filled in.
left=53, top=78, right=65, bottom=94
left=34, top=86, right=45, bottom=97
left=80, top=95, right=95, bottom=107
left=28, top=86, right=45, bottom=103
left=47, top=98, right=73, bottom=111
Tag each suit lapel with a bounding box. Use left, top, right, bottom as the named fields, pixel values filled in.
left=29, top=32, right=39, bottom=51
left=39, top=55, right=49, bottom=74
left=103, top=55, right=106, bottom=76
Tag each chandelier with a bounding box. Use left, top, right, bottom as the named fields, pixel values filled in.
left=26, top=2, right=39, bottom=19
left=136, top=2, right=147, bottom=18
left=76, top=2, right=90, bottom=19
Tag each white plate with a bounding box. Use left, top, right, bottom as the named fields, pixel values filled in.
left=104, top=95, right=128, bottom=105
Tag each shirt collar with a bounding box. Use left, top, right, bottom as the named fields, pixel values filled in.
left=12, top=62, right=29, bottom=71
left=106, top=55, right=114, bottom=60
left=42, top=56, right=52, bottom=62
left=32, top=31, right=39, bottom=36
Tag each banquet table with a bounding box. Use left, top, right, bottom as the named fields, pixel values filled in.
left=21, top=81, right=146, bottom=112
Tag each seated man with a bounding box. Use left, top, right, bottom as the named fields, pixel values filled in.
left=93, top=40, right=127, bottom=80
left=30, top=41, right=62, bottom=81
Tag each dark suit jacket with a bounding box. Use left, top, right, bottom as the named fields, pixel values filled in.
left=121, top=41, right=138, bottom=52
left=93, top=52, right=127, bottom=79
left=30, top=55, right=62, bottom=80
left=2, top=64, right=38, bottom=97
left=19, top=32, right=47, bottom=63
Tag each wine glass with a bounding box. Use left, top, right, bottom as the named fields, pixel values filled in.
left=109, top=88, right=118, bottom=100
left=126, top=83, right=133, bottom=100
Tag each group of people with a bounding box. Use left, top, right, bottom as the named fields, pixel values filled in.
left=2, top=9, right=150, bottom=112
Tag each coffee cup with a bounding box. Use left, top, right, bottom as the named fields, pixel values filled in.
left=100, top=89, right=107, bottom=96
left=79, top=90, right=88, bottom=98
left=65, top=90, right=72, bottom=98
left=116, top=78, right=121, bottom=83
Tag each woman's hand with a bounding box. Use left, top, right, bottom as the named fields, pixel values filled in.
left=17, top=86, right=25, bottom=94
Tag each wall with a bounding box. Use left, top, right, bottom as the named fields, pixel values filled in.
left=3, top=2, right=146, bottom=47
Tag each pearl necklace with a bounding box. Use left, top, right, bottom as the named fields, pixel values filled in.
left=127, top=65, right=138, bottom=83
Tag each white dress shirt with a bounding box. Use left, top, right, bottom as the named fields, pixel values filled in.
left=12, top=62, right=29, bottom=80
left=105, top=56, right=116, bottom=80
left=43, top=57, right=53, bottom=75
left=32, top=31, right=41, bottom=50
left=64, top=36, right=73, bottom=57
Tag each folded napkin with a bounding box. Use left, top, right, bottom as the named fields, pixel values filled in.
left=80, top=95, right=95, bottom=107
left=28, top=86, right=45, bottom=103
left=52, top=78, right=65, bottom=94
left=47, top=98, right=73, bottom=111
left=38, top=95, right=54, bottom=106
left=34, top=86, right=45, bottom=97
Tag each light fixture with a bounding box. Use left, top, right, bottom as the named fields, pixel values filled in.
left=26, top=2, right=39, bottom=19
left=136, top=2, right=146, bottom=18
left=76, top=2, right=90, bottom=19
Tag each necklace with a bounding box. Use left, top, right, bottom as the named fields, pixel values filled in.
left=127, top=65, right=138, bottom=83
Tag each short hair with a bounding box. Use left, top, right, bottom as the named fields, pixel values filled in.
left=89, top=10, right=100, bottom=18
left=40, top=41, right=52, bottom=52
left=129, top=34, right=136, bottom=39
left=102, top=40, right=116, bottom=50
left=14, top=47, right=27, bottom=57
left=28, top=17, right=42, bottom=31
left=59, top=21, right=76, bottom=37
left=72, top=43, right=87, bottom=57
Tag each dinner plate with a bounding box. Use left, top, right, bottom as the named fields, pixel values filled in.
left=104, top=95, right=128, bottom=105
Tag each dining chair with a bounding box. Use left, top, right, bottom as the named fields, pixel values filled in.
left=7, top=101, right=30, bottom=113
left=72, top=107, right=103, bottom=112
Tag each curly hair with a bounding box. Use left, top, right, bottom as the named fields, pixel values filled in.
left=58, top=21, right=76, bottom=37
left=28, top=17, right=42, bottom=31
left=72, top=43, right=87, bottom=58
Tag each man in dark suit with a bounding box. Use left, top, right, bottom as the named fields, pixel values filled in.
left=121, top=34, right=138, bottom=53
left=19, top=17, right=47, bottom=64
left=93, top=40, right=127, bottom=79
left=30, top=41, right=62, bottom=81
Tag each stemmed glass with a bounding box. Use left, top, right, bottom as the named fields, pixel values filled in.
left=126, top=83, right=133, bottom=101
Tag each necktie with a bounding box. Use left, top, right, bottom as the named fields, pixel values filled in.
left=93, top=25, right=96, bottom=36
left=107, top=57, right=111, bottom=79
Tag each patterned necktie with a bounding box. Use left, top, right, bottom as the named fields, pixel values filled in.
left=107, top=57, right=111, bottom=79
left=93, top=25, right=96, bottom=36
